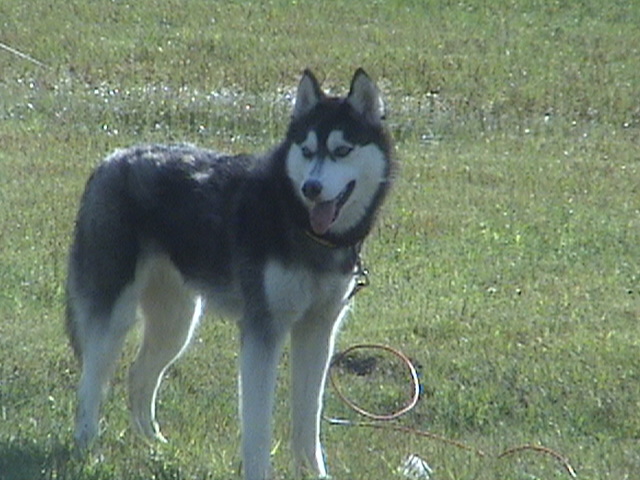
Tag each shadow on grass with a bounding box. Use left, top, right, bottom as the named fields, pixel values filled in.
left=0, top=437, right=78, bottom=480
left=0, top=436, right=219, bottom=480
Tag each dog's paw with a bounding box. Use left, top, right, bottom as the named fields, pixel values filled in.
left=132, top=415, right=168, bottom=443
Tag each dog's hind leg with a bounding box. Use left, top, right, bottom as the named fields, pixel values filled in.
left=129, top=257, right=203, bottom=442
left=73, top=285, right=139, bottom=451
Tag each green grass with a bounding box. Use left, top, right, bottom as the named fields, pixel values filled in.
left=1, top=0, right=639, bottom=478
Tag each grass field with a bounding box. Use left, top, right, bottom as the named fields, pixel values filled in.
left=1, top=0, right=639, bottom=478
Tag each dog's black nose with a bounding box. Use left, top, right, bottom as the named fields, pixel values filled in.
left=302, top=179, right=323, bottom=200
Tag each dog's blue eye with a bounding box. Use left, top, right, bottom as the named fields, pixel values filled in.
left=301, top=146, right=314, bottom=159
left=333, top=146, right=353, bottom=158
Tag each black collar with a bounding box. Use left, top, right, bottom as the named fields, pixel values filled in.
left=304, top=229, right=339, bottom=249
left=303, top=230, right=370, bottom=298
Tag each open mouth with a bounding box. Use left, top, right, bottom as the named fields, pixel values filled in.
left=309, top=180, right=356, bottom=235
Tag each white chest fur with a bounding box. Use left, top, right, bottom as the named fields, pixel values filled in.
left=263, top=259, right=354, bottom=326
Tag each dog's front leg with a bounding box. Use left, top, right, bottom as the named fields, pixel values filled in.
left=290, top=304, right=348, bottom=478
left=239, top=323, right=285, bottom=480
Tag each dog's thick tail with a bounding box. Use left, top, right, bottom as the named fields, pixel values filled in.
left=65, top=288, right=82, bottom=362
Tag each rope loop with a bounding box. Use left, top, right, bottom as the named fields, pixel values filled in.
left=329, top=343, right=421, bottom=421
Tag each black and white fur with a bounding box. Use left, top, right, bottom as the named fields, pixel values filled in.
left=66, top=69, right=394, bottom=480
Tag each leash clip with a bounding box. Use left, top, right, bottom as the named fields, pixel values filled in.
left=349, top=255, right=369, bottom=299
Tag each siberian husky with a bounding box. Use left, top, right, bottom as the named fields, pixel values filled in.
left=66, top=69, right=395, bottom=479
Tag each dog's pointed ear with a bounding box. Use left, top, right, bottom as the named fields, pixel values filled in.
left=347, top=68, right=385, bottom=123
left=293, top=69, right=324, bottom=119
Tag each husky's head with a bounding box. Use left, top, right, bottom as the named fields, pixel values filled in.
left=285, top=69, right=394, bottom=247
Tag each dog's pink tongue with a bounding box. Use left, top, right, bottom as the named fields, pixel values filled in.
left=309, top=200, right=337, bottom=235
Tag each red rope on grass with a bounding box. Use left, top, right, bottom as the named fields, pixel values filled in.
left=498, top=444, right=578, bottom=478
left=327, top=343, right=578, bottom=478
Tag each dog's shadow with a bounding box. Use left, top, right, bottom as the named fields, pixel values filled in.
left=0, top=437, right=75, bottom=480
left=0, top=437, right=205, bottom=480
